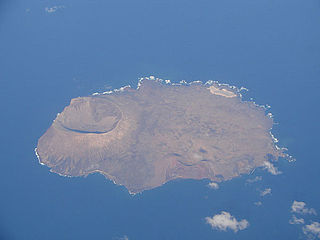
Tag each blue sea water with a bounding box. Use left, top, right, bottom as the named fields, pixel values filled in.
left=0, top=0, right=319, bottom=239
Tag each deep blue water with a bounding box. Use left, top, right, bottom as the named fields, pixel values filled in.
left=1, top=0, right=319, bottom=239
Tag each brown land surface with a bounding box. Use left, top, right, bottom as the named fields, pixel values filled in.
left=36, top=78, right=283, bottom=194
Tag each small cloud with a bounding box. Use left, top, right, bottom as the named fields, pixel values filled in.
left=205, top=211, right=249, bottom=233
left=246, top=176, right=262, bottom=184
left=260, top=188, right=272, bottom=197
left=114, top=236, right=129, bottom=240
left=263, top=161, right=282, bottom=175
left=303, top=222, right=320, bottom=239
left=45, top=5, right=65, bottom=13
left=254, top=201, right=262, bottom=206
left=289, top=215, right=305, bottom=225
left=291, top=201, right=317, bottom=215
left=208, top=182, right=219, bottom=190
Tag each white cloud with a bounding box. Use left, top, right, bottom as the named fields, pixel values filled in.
left=45, top=5, right=65, bottom=13
left=115, top=236, right=129, bottom=240
left=254, top=201, right=262, bottom=206
left=263, top=161, right=282, bottom=175
left=260, top=188, right=272, bottom=197
left=246, top=176, right=262, bottom=184
left=303, top=222, right=320, bottom=239
left=291, top=201, right=317, bottom=215
left=205, top=211, right=249, bottom=233
left=208, top=182, right=219, bottom=190
left=289, top=215, right=305, bottom=225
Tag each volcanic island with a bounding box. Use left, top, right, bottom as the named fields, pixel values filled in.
left=36, top=77, right=285, bottom=194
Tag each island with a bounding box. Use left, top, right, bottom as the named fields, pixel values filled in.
left=36, top=77, right=285, bottom=194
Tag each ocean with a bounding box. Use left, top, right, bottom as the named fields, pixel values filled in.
left=0, top=0, right=319, bottom=239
